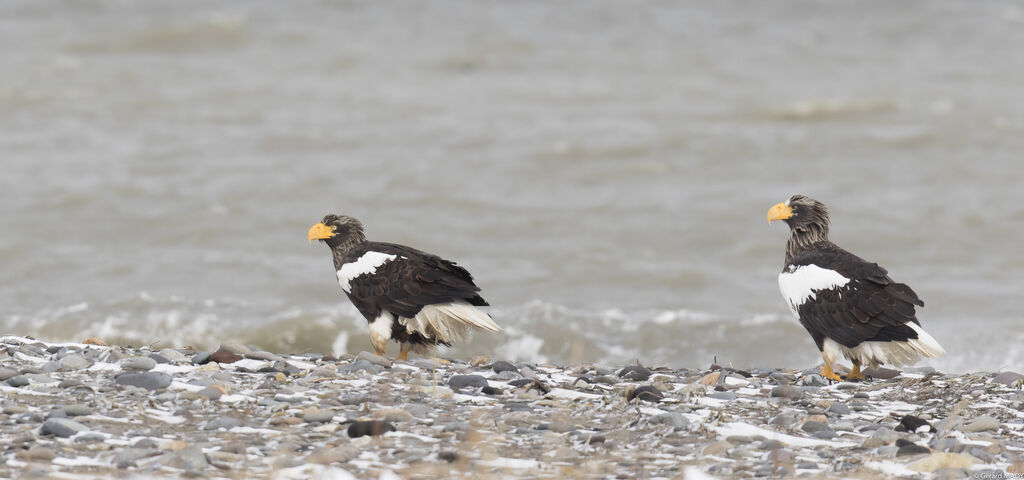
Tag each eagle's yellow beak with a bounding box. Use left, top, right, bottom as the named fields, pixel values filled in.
left=766, top=202, right=793, bottom=223
left=307, top=222, right=335, bottom=243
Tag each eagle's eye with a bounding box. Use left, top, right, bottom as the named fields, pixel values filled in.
left=331, top=225, right=338, bottom=231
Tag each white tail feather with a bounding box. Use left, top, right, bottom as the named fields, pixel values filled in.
left=398, top=301, right=501, bottom=344
left=823, top=323, right=944, bottom=367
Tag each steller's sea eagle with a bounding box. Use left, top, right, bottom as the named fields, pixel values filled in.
left=308, top=215, right=502, bottom=360
left=767, top=195, right=944, bottom=381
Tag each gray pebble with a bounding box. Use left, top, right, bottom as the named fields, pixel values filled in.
left=797, top=462, right=818, bottom=469
left=203, top=416, right=242, bottom=430
left=770, top=386, right=802, bottom=399
left=708, top=392, right=737, bottom=401
left=74, top=432, right=107, bottom=444
left=40, top=361, right=61, bottom=373
left=0, top=367, right=18, bottom=380
left=492, top=360, right=519, bottom=374
left=770, top=371, right=795, bottom=384
left=962, top=415, right=999, bottom=433
left=862, top=427, right=898, bottom=448
left=192, top=351, right=212, bottom=364
left=26, top=373, right=58, bottom=383
left=649, top=412, right=690, bottom=429
left=827, top=403, right=851, bottom=415
left=147, top=353, right=170, bottom=364
left=802, top=420, right=831, bottom=433
left=41, top=418, right=87, bottom=437
left=121, top=356, right=158, bottom=371
left=112, top=446, right=155, bottom=468
left=161, top=445, right=209, bottom=473
left=812, top=429, right=836, bottom=439
left=115, top=372, right=172, bottom=390
left=158, top=348, right=190, bottom=363
left=449, top=374, right=489, bottom=390
left=59, top=353, right=90, bottom=371
left=995, top=371, right=1024, bottom=385
left=303, top=411, right=336, bottom=423
left=6, top=375, right=30, bottom=387
left=355, top=351, right=392, bottom=367
left=62, top=404, right=92, bottom=417
left=770, top=413, right=798, bottom=428
left=198, top=387, right=223, bottom=401
left=802, top=374, right=829, bottom=387
left=593, top=375, right=618, bottom=385
left=338, top=359, right=381, bottom=375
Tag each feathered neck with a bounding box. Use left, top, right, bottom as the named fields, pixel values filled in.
left=785, top=220, right=829, bottom=264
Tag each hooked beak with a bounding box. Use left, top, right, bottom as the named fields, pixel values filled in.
left=766, top=202, right=793, bottom=223
left=307, top=222, right=334, bottom=243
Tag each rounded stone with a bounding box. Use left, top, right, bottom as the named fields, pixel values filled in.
left=6, top=375, right=30, bottom=387
left=62, top=404, right=93, bottom=417
left=347, top=420, right=395, bottom=438
left=121, top=356, right=158, bottom=371
left=827, top=403, right=852, bottom=415
left=59, top=354, right=90, bottom=371
left=771, top=386, right=803, bottom=399
left=492, top=360, right=519, bottom=374
left=802, top=420, right=831, bottom=433
left=115, top=372, right=172, bottom=390
left=803, top=374, right=829, bottom=387
left=649, top=412, right=690, bottom=428
left=618, top=365, right=652, bottom=381
left=962, top=416, right=999, bottom=433
left=0, top=367, right=18, bottom=381
left=41, top=418, right=88, bottom=437
left=158, top=348, right=190, bottom=363
left=208, top=350, right=243, bottom=364
left=198, top=387, right=223, bottom=401
left=203, top=416, right=242, bottom=430
left=19, top=446, right=57, bottom=461
left=303, top=410, right=336, bottom=423
left=448, top=374, right=489, bottom=390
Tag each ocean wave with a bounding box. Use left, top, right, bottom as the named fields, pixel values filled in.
left=0, top=293, right=1004, bottom=373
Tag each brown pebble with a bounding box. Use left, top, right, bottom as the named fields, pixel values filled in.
left=347, top=420, right=396, bottom=438
left=18, top=446, right=56, bottom=461
left=208, top=350, right=243, bottom=364
left=699, top=372, right=721, bottom=385
left=165, top=441, right=189, bottom=452
left=269, top=416, right=303, bottom=426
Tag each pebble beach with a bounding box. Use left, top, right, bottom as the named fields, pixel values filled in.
left=2, top=335, right=1022, bottom=479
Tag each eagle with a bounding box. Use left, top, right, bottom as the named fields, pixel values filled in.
left=308, top=214, right=502, bottom=360
left=767, top=195, right=944, bottom=381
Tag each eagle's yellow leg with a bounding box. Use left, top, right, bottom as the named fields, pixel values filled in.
left=845, top=363, right=866, bottom=381
left=374, top=349, right=384, bottom=356
left=398, top=345, right=410, bottom=361
left=820, top=361, right=843, bottom=382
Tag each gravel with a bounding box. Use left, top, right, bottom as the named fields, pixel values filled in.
left=1, top=334, right=1021, bottom=479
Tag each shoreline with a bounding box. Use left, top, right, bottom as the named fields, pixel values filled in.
left=1, top=335, right=1021, bottom=479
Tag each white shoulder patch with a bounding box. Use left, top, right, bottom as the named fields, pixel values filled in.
left=778, top=264, right=850, bottom=317
left=337, top=251, right=398, bottom=292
